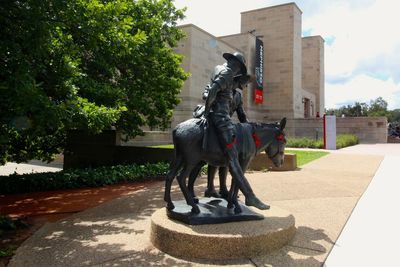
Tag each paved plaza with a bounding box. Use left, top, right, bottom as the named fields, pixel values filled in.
left=2, top=144, right=400, bottom=266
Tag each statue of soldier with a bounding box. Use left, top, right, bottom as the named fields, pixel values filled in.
left=203, top=52, right=268, bottom=210
left=203, top=74, right=250, bottom=198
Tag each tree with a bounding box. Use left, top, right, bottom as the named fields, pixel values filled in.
left=388, top=109, right=400, bottom=124
left=326, top=102, right=368, bottom=117
left=325, top=97, right=390, bottom=119
left=0, top=0, right=188, bottom=164
left=367, top=97, right=388, bottom=117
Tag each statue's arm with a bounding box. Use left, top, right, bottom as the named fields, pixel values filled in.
left=204, top=68, right=230, bottom=117
left=202, top=84, right=211, bottom=100
left=204, top=82, right=220, bottom=117
left=236, top=98, right=249, bottom=123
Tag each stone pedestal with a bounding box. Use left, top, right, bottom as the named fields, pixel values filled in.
left=249, top=152, right=297, bottom=171
left=166, top=198, right=264, bottom=225
left=150, top=206, right=296, bottom=260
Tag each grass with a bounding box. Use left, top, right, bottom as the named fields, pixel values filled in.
left=286, top=150, right=329, bottom=166
left=150, top=144, right=174, bottom=149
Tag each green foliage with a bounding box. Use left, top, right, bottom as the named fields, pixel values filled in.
left=287, top=134, right=359, bottom=149
left=287, top=137, right=324, bottom=148
left=0, top=216, right=16, bottom=232
left=0, top=246, right=17, bottom=258
left=326, top=102, right=369, bottom=117
left=0, top=0, right=188, bottom=164
left=0, top=162, right=169, bottom=194
left=325, top=97, right=393, bottom=119
left=285, top=150, right=329, bottom=166
left=150, top=144, right=174, bottom=149
left=336, top=134, right=359, bottom=149
left=388, top=109, right=400, bottom=124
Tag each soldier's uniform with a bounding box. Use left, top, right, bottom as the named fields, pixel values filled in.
left=230, top=88, right=248, bottom=123
left=206, top=64, right=241, bottom=149
left=200, top=52, right=268, bottom=210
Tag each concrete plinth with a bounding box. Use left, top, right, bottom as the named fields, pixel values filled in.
left=249, top=152, right=297, bottom=171
left=150, top=206, right=296, bottom=260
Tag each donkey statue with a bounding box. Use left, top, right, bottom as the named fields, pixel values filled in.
left=164, top=117, right=287, bottom=214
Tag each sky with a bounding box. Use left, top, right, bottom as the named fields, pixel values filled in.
left=173, top=0, right=400, bottom=110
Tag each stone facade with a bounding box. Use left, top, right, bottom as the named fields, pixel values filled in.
left=302, top=36, right=325, bottom=116
left=241, top=4, right=302, bottom=119
left=285, top=117, right=388, bottom=144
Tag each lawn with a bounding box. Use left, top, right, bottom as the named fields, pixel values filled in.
left=285, top=150, right=329, bottom=166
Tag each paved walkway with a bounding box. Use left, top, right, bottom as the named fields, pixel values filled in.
left=4, top=144, right=399, bottom=266
left=0, top=160, right=62, bottom=176
left=324, top=144, right=400, bottom=266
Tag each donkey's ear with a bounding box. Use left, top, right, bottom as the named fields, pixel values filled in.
left=280, top=117, right=287, bottom=130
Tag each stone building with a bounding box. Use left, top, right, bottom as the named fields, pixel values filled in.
left=127, top=2, right=386, bottom=145
left=171, top=2, right=324, bottom=129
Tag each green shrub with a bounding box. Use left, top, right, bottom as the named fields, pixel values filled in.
left=287, top=137, right=324, bottom=148
left=0, top=216, right=16, bottom=232
left=287, top=134, right=358, bottom=149
left=0, top=162, right=170, bottom=195
left=0, top=245, right=17, bottom=257
left=336, top=134, right=359, bottom=149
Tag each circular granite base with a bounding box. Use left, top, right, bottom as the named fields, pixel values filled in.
left=150, top=206, right=296, bottom=260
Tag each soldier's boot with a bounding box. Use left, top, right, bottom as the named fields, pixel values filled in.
left=226, top=147, right=270, bottom=210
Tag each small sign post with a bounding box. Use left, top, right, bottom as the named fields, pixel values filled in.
left=323, top=115, right=336, bottom=150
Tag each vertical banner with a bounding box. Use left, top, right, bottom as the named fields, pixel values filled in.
left=324, top=115, right=337, bottom=150
left=254, top=38, right=264, bottom=104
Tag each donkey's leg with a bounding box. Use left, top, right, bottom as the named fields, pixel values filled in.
left=188, top=162, right=204, bottom=203
left=227, top=179, right=236, bottom=209
left=231, top=160, right=250, bottom=214
left=164, top=155, right=183, bottom=211
left=232, top=184, right=242, bottom=214
left=227, top=179, right=242, bottom=213
left=204, top=165, right=220, bottom=198
left=177, top=165, right=200, bottom=214
left=218, top=167, right=229, bottom=199
left=227, top=149, right=269, bottom=210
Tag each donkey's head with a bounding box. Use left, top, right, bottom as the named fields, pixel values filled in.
left=266, top=118, right=287, bottom=167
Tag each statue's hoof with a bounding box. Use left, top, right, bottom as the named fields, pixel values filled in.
left=219, top=190, right=229, bottom=199
left=204, top=189, right=221, bottom=198
left=191, top=206, right=200, bottom=214
left=234, top=205, right=242, bottom=214
left=167, top=202, right=175, bottom=211
left=227, top=202, right=234, bottom=209
left=245, top=197, right=270, bottom=210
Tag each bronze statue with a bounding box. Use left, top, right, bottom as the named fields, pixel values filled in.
left=165, top=52, right=283, bottom=215
left=202, top=52, right=268, bottom=209
left=193, top=73, right=251, bottom=199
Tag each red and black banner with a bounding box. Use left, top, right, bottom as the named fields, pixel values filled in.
left=254, top=38, right=264, bottom=104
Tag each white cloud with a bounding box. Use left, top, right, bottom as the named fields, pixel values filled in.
left=325, top=74, right=400, bottom=110
left=174, top=0, right=277, bottom=36
left=302, top=0, right=400, bottom=109
left=303, top=0, right=400, bottom=78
